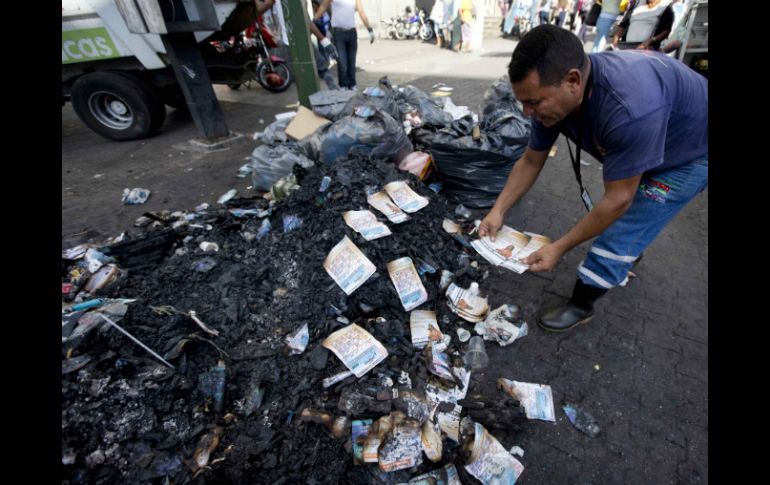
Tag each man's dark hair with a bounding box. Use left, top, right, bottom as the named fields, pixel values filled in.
left=508, top=25, right=587, bottom=86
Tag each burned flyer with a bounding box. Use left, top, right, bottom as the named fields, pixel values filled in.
left=342, top=209, right=392, bottom=241
left=387, top=257, right=429, bottom=311
left=323, top=236, right=377, bottom=295
left=367, top=190, right=410, bottom=223
left=322, top=323, right=388, bottom=378
left=383, top=180, right=430, bottom=213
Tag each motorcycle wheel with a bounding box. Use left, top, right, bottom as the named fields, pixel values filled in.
left=419, top=24, right=434, bottom=41
left=256, top=61, right=292, bottom=93
left=395, top=23, right=407, bottom=40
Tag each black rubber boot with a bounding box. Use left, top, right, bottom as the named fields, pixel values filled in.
left=539, top=280, right=609, bottom=332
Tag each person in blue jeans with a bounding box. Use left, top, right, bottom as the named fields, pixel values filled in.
left=593, top=0, right=621, bottom=52
left=314, top=0, right=375, bottom=90
left=478, top=25, right=708, bottom=332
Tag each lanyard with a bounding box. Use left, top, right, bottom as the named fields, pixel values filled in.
left=566, top=68, right=594, bottom=212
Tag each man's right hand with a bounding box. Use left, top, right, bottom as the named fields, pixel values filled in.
left=478, top=209, right=504, bottom=241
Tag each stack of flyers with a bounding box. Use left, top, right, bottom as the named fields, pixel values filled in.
left=502, top=232, right=553, bottom=273
left=409, top=310, right=443, bottom=349
left=323, top=236, right=377, bottom=295
left=384, top=181, right=429, bottom=213
left=387, top=257, right=428, bottom=311
left=342, top=210, right=392, bottom=241
left=471, top=221, right=552, bottom=274
left=445, top=283, right=490, bottom=322
left=367, top=191, right=410, bottom=223
left=497, top=378, right=556, bottom=422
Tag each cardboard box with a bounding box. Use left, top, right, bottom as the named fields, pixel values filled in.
left=285, top=106, right=331, bottom=140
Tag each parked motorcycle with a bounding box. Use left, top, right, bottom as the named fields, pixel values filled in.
left=381, top=18, right=403, bottom=40
left=401, top=6, right=421, bottom=39
left=212, top=18, right=293, bottom=92
left=418, top=8, right=435, bottom=41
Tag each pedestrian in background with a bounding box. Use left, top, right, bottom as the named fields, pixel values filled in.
left=314, top=0, right=375, bottom=91
left=431, top=0, right=446, bottom=47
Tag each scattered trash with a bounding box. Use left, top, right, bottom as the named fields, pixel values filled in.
left=352, top=418, right=373, bottom=464
left=563, top=403, right=601, bottom=437
left=439, top=270, right=454, bottom=290
left=510, top=445, right=525, bottom=457
left=322, top=369, right=355, bottom=388
left=323, top=236, right=377, bottom=295
left=456, top=328, right=471, bottom=342
left=343, top=210, right=392, bottom=241
left=463, top=422, right=524, bottom=483
left=84, top=264, right=122, bottom=292
left=387, top=257, right=428, bottom=311
left=594, top=364, right=601, bottom=371
left=409, top=310, right=443, bottom=349
left=282, top=214, right=303, bottom=233
left=122, top=188, right=151, bottom=205
left=378, top=414, right=424, bottom=472
left=199, top=242, right=219, bottom=252
left=446, top=282, right=490, bottom=322
left=256, top=218, right=271, bottom=239
left=463, top=336, right=489, bottom=370
left=322, top=323, right=388, bottom=378
left=474, top=304, right=529, bottom=346
left=421, top=421, right=443, bottom=463
left=319, top=175, right=332, bottom=193
left=249, top=144, right=314, bottom=192
left=217, top=189, right=237, bottom=204
left=384, top=181, right=429, bottom=213
left=367, top=190, right=410, bottom=223
left=188, top=310, right=219, bottom=337
left=286, top=106, right=332, bottom=140
left=228, top=208, right=260, bottom=218
left=198, top=360, right=226, bottom=413
left=285, top=322, right=309, bottom=355
left=498, top=378, right=556, bottom=422
left=397, top=151, right=432, bottom=180
left=580, top=159, right=591, bottom=166
left=454, top=204, right=473, bottom=220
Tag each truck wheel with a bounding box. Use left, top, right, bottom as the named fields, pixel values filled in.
left=70, top=71, right=166, bottom=141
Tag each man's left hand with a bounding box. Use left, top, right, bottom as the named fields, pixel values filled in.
left=521, top=243, right=565, bottom=272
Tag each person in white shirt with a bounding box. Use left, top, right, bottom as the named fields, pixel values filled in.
left=314, top=0, right=375, bottom=90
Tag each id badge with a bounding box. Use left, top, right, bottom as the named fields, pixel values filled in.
left=581, top=188, right=594, bottom=211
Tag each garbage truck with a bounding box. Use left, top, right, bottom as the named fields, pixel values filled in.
left=62, top=0, right=262, bottom=140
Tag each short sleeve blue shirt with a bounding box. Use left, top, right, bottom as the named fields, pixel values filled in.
left=528, top=50, right=708, bottom=181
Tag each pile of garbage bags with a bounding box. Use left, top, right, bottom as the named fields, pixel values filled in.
left=251, top=74, right=531, bottom=208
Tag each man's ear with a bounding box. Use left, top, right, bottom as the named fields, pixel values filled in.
left=564, top=68, right=582, bottom=94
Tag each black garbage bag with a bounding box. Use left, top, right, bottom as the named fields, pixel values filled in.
left=337, top=77, right=401, bottom=121
left=481, top=109, right=530, bottom=145
left=395, top=85, right=453, bottom=128
left=303, top=107, right=413, bottom=165
left=309, top=89, right=357, bottom=120
left=482, top=74, right=520, bottom=117
left=429, top=143, right=520, bottom=208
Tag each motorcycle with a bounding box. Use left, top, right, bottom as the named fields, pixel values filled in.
left=401, top=6, right=421, bottom=39
left=381, top=18, right=402, bottom=40
left=211, top=18, right=292, bottom=92
left=418, top=9, right=435, bottom=41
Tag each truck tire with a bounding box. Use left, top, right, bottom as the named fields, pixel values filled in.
left=70, top=71, right=166, bottom=141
